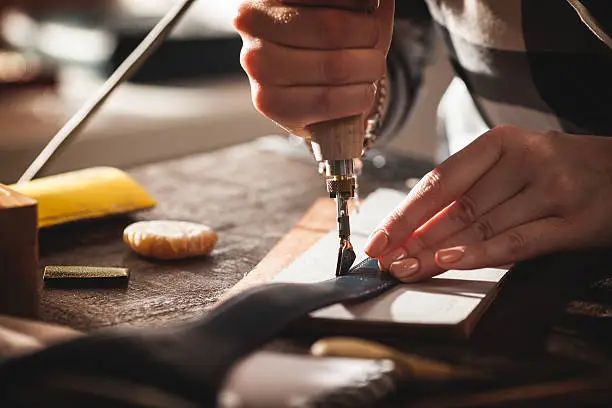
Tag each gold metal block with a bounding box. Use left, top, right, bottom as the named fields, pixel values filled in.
left=43, top=266, right=129, bottom=288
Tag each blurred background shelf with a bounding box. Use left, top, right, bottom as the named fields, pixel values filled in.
left=0, top=73, right=281, bottom=183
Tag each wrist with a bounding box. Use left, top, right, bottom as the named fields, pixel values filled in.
left=363, top=74, right=389, bottom=155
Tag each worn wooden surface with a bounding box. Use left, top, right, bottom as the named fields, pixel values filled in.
left=35, top=137, right=612, bottom=378
left=37, top=137, right=423, bottom=332
left=37, top=141, right=316, bottom=330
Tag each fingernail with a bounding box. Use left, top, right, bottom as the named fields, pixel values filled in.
left=364, top=230, right=389, bottom=257
left=390, top=258, right=419, bottom=280
left=437, top=246, right=466, bottom=264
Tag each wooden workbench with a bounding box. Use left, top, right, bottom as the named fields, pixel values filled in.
left=35, top=137, right=612, bottom=405
left=37, top=137, right=432, bottom=332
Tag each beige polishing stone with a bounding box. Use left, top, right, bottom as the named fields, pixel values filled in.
left=123, top=220, right=218, bottom=260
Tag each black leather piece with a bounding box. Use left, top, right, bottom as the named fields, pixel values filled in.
left=0, top=258, right=398, bottom=407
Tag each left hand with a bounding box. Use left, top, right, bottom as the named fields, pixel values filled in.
left=364, top=125, right=612, bottom=282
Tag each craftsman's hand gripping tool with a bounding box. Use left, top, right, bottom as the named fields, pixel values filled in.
left=306, top=0, right=380, bottom=276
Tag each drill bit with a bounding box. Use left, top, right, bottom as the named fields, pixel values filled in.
left=325, top=161, right=357, bottom=276
left=336, top=238, right=356, bottom=277
left=335, top=195, right=353, bottom=276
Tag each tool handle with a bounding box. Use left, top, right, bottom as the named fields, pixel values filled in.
left=307, top=115, right=364, bottom=161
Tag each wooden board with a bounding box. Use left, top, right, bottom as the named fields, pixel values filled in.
left=224, top=189, right=509, bottom=339
left=220, top=196, right=338, bottom=300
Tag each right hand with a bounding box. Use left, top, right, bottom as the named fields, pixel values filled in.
left=233, top=0, right=395, bottom=138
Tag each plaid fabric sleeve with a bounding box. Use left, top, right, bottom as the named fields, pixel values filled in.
left=377, top=0, right=436, bottom=141
left=424, top=0, right=612, bottom=136
left=393, top=0, right=437, bottom=85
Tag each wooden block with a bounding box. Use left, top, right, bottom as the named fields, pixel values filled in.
left=0, top=184, right=39, bottom=318
left=223, top=189, right=510, bottom=339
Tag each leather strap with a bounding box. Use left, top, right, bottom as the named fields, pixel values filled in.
left=0, top=258, right=398, bottom=407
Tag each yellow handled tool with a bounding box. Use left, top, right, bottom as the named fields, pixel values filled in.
left=9, top=167, right=155, bottom=229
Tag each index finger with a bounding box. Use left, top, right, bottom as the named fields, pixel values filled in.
left=364, top=127, right=507, bottom=258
